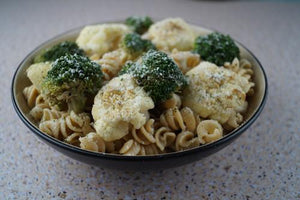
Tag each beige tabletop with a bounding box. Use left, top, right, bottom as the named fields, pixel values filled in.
left=1, top=0, right=299, bottom=199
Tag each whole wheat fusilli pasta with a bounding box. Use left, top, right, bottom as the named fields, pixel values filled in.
left=119, top=139, right=144, bottom=156
left=224, top=58, right=255, bottom=95
left=29, top=95, right=51, bottom=121
left=175, top=131, right=199, bottom=151
left=131, top=119, right=156, bottom=145
left=196, top=120, right=223, bottom=144
left=96, top=49, right=129, bottom=80
left=155, top=127, right=176, bottom=151
left=65, top=132, right=85, bottom=146
left=79, top=132, right=106, bottom=152
left=170, top=49, right=200, bottom=74
left=160, top=107, right=200, bottom=132
left=39, top=111, right=93, bottom=140
left=23, top=85, right=40, bottom=108
left=143, top=143, right=162, bottom=155
left=40, top=108, right=66, bottom=122
left=119, top=139, right=162, bottom=155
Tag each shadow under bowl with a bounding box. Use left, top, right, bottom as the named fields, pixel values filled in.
left=11, top=23, right=268, bottom=170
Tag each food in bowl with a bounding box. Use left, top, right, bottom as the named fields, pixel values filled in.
left=22, top=16, right=255, bottom=156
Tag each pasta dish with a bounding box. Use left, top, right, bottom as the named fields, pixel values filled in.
left=23, top=17, right=255, bottom=155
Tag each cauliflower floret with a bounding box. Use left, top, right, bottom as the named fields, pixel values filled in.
left=92, top=74, right=154, bottom=141
left=144, top=18, right=196, bottom=51
left=26, top=62, right=52, bottom=91
left=183, top=62, right=254, bottom=129
left=76, top=24, right=131, bottom=60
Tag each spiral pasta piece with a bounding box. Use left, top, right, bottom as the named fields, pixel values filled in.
left=160, top=108, right=184, bottom=131
left=119, top=139, right=162, bottom=156
left=196, top=120, right=223, bottom=144
left=23, top=85, right=54, bottom=121
left=29, top=99, right=51, bottom=121
left=224, top=57, right=240, bottom=72
left=40, top=108, right=66, bottom=122
left=239, top=59, right=255, bottom=95
left=224, top=58, right=254, bottom=95
left=29, top=94, right=51, bottom=121
left=65, top=111, right=92, bottom=133
left=143, top=143, right=162, bottom=155
left=80, top=132, right=115, bottom=153
left=23, top=85, right=40, bottom=108
left=175, top=131, right=200, bottom=151
left=119, top=139, right=144, bottom=156
left=131, top=119, right=156, bottom=145
left=79, top=132, right=106, bottom=152
left=96, top=49, right=129, bottom=80
left=65, top=132, right=85, bottom=146
left=39, top=111, right=93, bottom=140
left=155, top=127, right=176, bottom=151
left=224, top=58, right=254, bottom=80
left=39, top=118, right=65, bottom=139
left=239, top=59, right=254, bottom=80
left=170, top=49, right=200, bottom=74
left=160, top=107, right=199, bottom=132
left=162, top=93, right=182, bottom=109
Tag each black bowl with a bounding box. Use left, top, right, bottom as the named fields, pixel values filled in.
left=11, top=22, right=268, bottom=170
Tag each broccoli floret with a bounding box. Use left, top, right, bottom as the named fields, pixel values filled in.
left=125, top=16, right=153, bottom=34
left=193, top=32, right=240, bottom=66
left=41, top=54, right=103, bottom=113
left=124, top=49, right=187, bottom=104
left=34, top=41, right=85, bottom=63
left=121, top=33, right=156, bottom=58
left=118, top=61, right=136, bottom=75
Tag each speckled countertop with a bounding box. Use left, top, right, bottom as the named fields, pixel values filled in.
left=1, top=0, right=299, bottom=199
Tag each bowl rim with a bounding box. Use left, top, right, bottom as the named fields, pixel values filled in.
left=11, top=21, right=268, bottom=161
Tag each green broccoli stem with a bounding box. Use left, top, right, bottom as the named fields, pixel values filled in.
left=68, top=95, right=87, bottom=114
